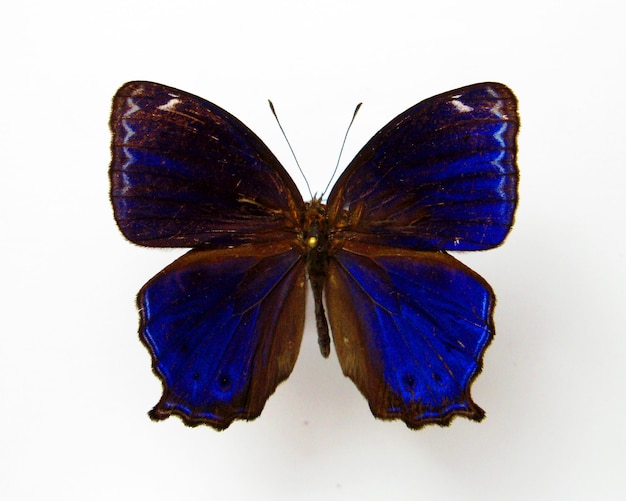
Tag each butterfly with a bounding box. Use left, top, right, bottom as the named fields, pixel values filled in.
left=110, top=81, right=518, bottom=430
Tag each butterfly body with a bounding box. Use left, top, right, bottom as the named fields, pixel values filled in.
left=110, top=81, right=518, bottom=430
left=301, top=198, right=333, bottom=358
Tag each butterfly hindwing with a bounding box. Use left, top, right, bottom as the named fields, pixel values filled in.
left=110, top=81, right=304, bottom=248
left=326, top=82, right=519, bottom=251
left=138, top=242, right=306, bottom=429
left=327, top=242, right=494, bottom=428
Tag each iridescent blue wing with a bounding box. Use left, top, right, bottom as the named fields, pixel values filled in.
left=324, top=83, right=518, bottom=427
left=326, top=243, right=494, bottom=428
left=138, top=242, right=306, bottom=429
left=110, top=82, right=309, bottom=429
left=110, top=81, right=303, bottom=247
left=326, top=82, right=518, bottom=251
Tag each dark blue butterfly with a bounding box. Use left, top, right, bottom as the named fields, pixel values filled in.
left=110, top=81, right=518, bottom=430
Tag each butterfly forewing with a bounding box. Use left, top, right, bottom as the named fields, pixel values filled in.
left=110, top=81, right=304, bottom=248
left=327, top=82, right=518, bottom=251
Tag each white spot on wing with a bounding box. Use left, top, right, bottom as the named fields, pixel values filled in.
left=122, top=97, right=140, bottom=117
left=121, top=146, right=136, bottom=171
left=450, top=99, right=474, bottom=113
left=158, top=98, right=181, bottom=111
left=493, top=122, right=508, bottom=148
left=122, top=120, right=135, bottom=142
left=490, top=99, right=508, bottom=120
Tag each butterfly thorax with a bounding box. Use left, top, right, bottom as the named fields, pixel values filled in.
left=302, top=198, right=332, bottom=357
left=302, top=198, right=330, bottom=272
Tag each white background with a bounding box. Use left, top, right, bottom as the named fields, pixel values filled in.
left=2, top=1, right=624, bottom=499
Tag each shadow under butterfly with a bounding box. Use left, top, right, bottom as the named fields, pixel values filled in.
left=109, top=81, right=519, bottom=430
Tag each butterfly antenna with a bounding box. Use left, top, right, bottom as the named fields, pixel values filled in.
left=268, top=100, right=313, bottom=200
left=321, top=102, right=363, bottom=199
